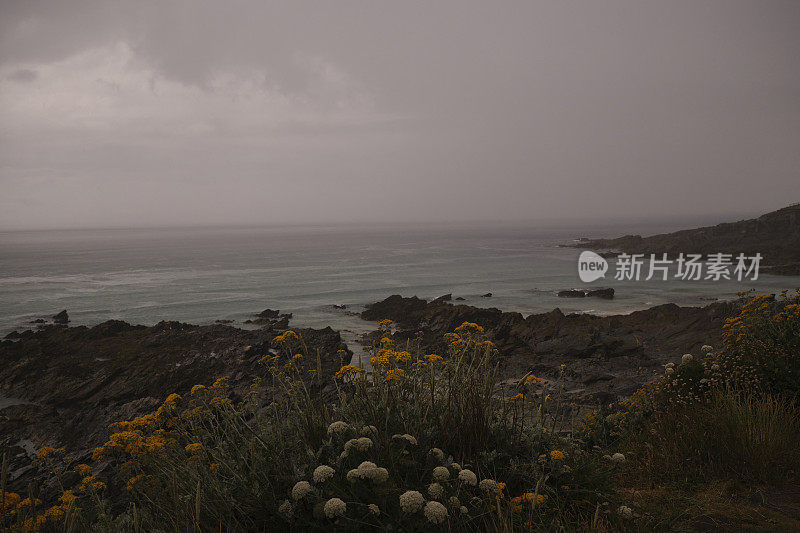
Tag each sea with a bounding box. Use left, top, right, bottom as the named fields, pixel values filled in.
left=1, top=217, right=798, bottom=343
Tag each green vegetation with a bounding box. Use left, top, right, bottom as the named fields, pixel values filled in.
left=3, top=291, right=799, bottom=531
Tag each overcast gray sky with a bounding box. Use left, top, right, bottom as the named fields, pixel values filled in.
left=1, top=1, right=798, bottom=230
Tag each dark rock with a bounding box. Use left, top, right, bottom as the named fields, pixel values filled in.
left=362, top=295, right=429, bottom=322
left=433, top=293, right=452, bottom=302
left=455, top=297, right=466, bottom=301
left=214, top=319, right=234, bottom=324
left=557, top=288, right=615, bottom=299
left=558, top=289, right=586, bottom=298
left=333, top=304, right=348, bottom=309
left=481, top=293, right=493, bottom=298
left=586, top=288, right=615, bottom=299
left=52, top=310, right=69, bottom=324
left=4, top=330, right=20, bottom=339
left=248, top=309, right=293, bottom=327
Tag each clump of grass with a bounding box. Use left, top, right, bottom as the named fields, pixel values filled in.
left=630, top=388, right=800, bottom=484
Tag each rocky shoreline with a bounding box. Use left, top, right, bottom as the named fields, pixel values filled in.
left=1, top=297, right=738, bottom=495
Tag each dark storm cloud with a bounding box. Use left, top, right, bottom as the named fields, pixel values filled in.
left=1, top=1, right=799, bottom=229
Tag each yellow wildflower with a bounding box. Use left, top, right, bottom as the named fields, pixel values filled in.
left=424, top=354, right=443, bottom=363
left=550, top=450, right=566, bottom=461
left=36, top=446, right=65, bottom=460
left=385, top=368, right=406, bottom=382
left=73, top=464, right=92, bottom=477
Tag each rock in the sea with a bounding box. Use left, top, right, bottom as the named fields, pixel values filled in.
left=52, top=310, right=69, bottom=324
left=433, top=293, right=452, bottom=302
left=557, top=288, right=614, bottom=299
left=248, top=309, right=293, bottom=327
left=558, top=289, right=586, bottom=298
left=333, top=304, right=347, bottom=309
left=587, top=288, right=614, bottom=299
left=455, top=297, right=466, bottom=301
left=481, top=293, right=493, bottom=298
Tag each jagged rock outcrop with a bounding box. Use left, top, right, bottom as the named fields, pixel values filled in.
left=361, top=295, right=737, bottom=410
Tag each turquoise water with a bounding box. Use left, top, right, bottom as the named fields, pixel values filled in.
left=1, top=219, right=798, bottom=337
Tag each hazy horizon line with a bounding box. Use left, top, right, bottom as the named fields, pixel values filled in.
left=0, top=207, right=776, bottom=235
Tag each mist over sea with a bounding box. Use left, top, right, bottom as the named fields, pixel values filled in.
left=1, top=217, right=797, bottom=337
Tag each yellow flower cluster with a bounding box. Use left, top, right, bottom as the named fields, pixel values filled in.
left=384, top=368, right=406, bottom=382
left=126, top=473, right=147, bottom=492
left=73, top=463, right=92, bottom=477
left=79, top=475, right=106, bottom=493
left=273, top=330, right=299, bottom=343
left=380, top=336, right=394, bottom=348
left=455, top=322, right=485, bottom=336
left=35, top=446, right=65, bottom=461
left=549, top=450, right=565, bottom=460
left=523, top=374, right=541, bottom=384
left=335, top=365, right=366, bottom=379
left=510, top=492, right=548, bottom=512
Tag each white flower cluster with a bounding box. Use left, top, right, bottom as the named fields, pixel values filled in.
left=399, top=490, right=425, bottom=513
left=312, top=465, right=335, bottom=483
left=327, top=421, right=350, bottom=435
left=361, top=425, right=378, bottom=436
left=478, top=478, right=497, bottom=493
left=682, top=353, right=693, bottom=363
left=392, top=433, right=418, bottom=445
left=457, top=469, right=477, bottom=486
left=278, top=500, right=293, bottom=518
left=450, top=462, right=462, bottom=472
left=701, top=345, right=714, bottom=353
left=432, top=466, right=450, bottom=482
left=429, top=447, right=444, bottom=461
left=427, top=482, right=444, bottom=499
left=423, top=500, right=448, bottom=524
left=368, top=503, right=380, bottom=515
left=617, top=505, right=633, bottom=518
left=610, top=452, right=626, bottom=463
left=347, top=461, right=389, bottom=484
left=665, top=362, right=675, bottom=376
left=291, top=481, right=313, bottom=500
left=324, top=497, right=347, bottom=518
left=342, top=437, right=373, bottom=456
